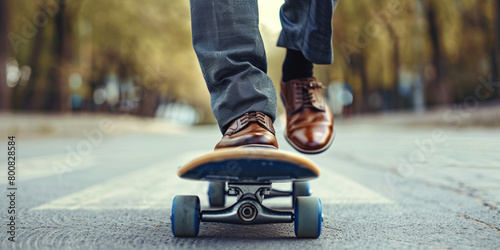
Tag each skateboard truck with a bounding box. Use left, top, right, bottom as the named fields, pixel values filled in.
left=171, top=181, right=322, bottom=238
left=201, top=183, right=293, bottom=224
left=227, top=183, right=271, bottom=202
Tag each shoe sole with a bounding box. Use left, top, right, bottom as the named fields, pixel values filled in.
left=284, top=129, right=335, bottom=155
left=236, top=144, right=278, bottom=150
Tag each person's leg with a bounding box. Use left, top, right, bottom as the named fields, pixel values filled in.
left=190, top=0, right=277, bottom=134
left=278, top=0, right=337, bottom=154
left=190, top=0, right=278, bottom=149
left=278, top=0, right=336, bottom=66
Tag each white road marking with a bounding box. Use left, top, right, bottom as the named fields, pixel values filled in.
left=313, top=172, right=395, bottom=205
left=32, top=150, right=394, bottom=210
left=313, top=157, right=395, bottom=205
left=31, top=150, right=207, bottom=210
left=0, top=154, right=96, bottom=185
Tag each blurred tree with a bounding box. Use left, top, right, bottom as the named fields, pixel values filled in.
left=330, top=0, right=498, bottom=113
left=331, top=0, right=420, bottom=112
left=387, top=23, right=401, bottom=109
left=3, top=0, right=499, bottom=119
left=494, top=0, right=500, bottom=98
left=5, top=0, right=211, bottom=119
left=78, top=0, right=208, bottom=117
left=422, top=0, right=450, bottom=106
left=0, top=0, right=10, bottom=110
left=48, top=0, right=80, bottom=112
left=20, top=2, right=49, bottom=110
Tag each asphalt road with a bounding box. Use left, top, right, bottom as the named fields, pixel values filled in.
left=1, top=118, right=499, bottom=249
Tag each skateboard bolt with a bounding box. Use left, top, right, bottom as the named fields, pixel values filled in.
left=238, top=203, right=258, bottom=222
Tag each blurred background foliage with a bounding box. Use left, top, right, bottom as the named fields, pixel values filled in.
left=328, top=0, right=499, bottom=114
left=0, top=0, right=499, bottom=125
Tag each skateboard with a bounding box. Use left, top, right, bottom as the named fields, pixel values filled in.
left=170, top=147, right=322, bottom=238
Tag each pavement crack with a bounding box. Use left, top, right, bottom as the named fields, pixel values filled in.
left=436, top=184, right=499, bottom=214
left=460, top=214, right=500, bottom=232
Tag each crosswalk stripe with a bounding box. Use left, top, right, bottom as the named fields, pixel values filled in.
left=31, top=150, right=393, bottom=210
left=312, top=157, right=395, bottom=205
left=0, top=154, right=96, bottom=185
left=31, top=151, right=207, bottom=210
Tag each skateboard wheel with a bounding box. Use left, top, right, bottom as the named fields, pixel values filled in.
left=208, top=182, right=225, bottom=207
left=292, top=182, right=310, bottom=205
left=171, top=195, right=200, bottom=237
left=294, top=196, right=322, bottom=238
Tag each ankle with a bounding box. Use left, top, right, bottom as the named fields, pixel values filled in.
left=282, top=49, right=313, bottom=82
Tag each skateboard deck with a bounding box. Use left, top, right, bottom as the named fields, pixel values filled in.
left=178, top=147, right=320, bottom=182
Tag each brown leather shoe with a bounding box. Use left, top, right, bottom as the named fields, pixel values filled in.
left=215, top=112, right=278, bottom=150
left=280, top=77, right=334, bottom=154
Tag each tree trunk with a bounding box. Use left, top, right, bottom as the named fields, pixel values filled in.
left=387, top=24, right=401, bottom=110
left=20, top=3, right=47, bottom=110
left=358, top=56, right=370, bottom=112
left=139, top=89, right=159, bottom=117
left=493, top=0, right=500, bottom=99
left=0, top=0, right=10, bottom=111
left=50, top=0, right=72, bottom=112
left=425, top=3, right=449, bottom=106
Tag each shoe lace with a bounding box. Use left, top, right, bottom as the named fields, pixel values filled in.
left=224, top=111, right=275, bottom=136
left=294, top=81, right=325, bottom=108
left=240, top=112, right=266, bottom=125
